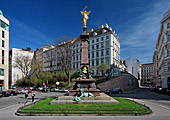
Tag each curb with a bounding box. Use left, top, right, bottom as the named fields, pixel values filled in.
left=15, top=96, right=152, bottom=116
left=15, top=112, right=152, bottom=116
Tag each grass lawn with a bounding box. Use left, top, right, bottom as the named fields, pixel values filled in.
left=18, top=97, right=151, bottom=115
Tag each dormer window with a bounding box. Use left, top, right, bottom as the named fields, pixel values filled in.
left=102, top=29, right=107, bottom=33
left=93, top=32, right=97, bottom=36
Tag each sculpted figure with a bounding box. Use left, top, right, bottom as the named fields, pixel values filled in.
left=80, top=6, right=91, bottom=27
left=74, top=88, right=95, bottom=101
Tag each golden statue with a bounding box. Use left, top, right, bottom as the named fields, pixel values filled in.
left=82, top=66, right=88, bottom=74
left=80, top=6, right=91, bottom=27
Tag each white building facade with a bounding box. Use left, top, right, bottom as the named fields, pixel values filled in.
left=124, top=58, right=141, bottom=80
left=0, top=10, right=9, bottom=90
left=9, top=48, right=34, bottom=86
left=72, top=24, right=120, bottom=76
left=155, top=10, right=170, bottom=88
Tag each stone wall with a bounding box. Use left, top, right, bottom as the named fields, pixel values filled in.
left=97, top=73, right=139, bottom=92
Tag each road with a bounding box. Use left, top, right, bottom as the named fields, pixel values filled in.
left=0, top=91, right=62, bottom=109
left=0, top=88, right=170, bottom=120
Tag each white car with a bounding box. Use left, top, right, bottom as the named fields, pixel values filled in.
left=18, top=89, right=26, bottom=94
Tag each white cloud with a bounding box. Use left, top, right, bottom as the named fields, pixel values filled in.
left=120, top=1, right=170, bottom=64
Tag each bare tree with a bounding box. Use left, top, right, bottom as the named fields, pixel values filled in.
left=54, top=36, right=74, bottom=85
left=13, top=54, right=37, bottom=86
left=34, top=60, right=43, bottom=80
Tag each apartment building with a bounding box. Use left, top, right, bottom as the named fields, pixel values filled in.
left=124, top=58, right=141, bottom=80
left=41, top=24, right=121, bottom=76
left=43, top=46, right=57, bottom=73
left=141, top=63, right=154, bottom=86
left=0, top=10, right=9, bottom=90
left=155, top=10, right=170, bottom=88
left=153, top=51, right=159, bottom=85
left=9, top=48, right=34, bottom=86
left=72, top=24, right=120, bottom=76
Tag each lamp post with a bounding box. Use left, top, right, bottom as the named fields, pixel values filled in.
left=56, top=82, right=59, bottom=90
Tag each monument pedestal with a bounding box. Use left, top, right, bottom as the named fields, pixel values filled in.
left=51, top=93, right=118, bottom=104
left=69, top=79, right=100, bottom=96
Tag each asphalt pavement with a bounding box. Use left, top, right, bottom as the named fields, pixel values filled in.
left=0, top=88, right=170, bottom=120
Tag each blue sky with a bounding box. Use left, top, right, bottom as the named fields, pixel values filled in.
left=1, top=0, right=170, bottom=64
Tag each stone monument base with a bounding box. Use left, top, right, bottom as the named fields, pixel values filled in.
left=50, top=93, right=118, bottom=104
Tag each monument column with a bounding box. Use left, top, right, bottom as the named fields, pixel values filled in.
left=80, top=32, right=89, bottom=67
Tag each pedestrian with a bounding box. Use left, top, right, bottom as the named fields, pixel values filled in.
left=31, top=91, right=35, bottom=102
left=24, top=92, right=28, bottom=105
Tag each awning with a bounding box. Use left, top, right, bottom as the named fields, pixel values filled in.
left=0, top=84, right=3, bottom=86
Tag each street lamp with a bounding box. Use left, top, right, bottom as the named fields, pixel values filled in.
left=56, top=81, right=60, bottom=90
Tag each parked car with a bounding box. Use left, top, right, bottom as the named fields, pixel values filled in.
left=38, top=87, right=43, bottom=91
left=50, top=88, right=59, bottom=92
left=18, top=89, right=26, bottom=94
left=155, top=85, right=162, bottom=93
left=25, top=88, right=32, bottom=93
left=2, top=91, right=10, bottom=97
left=9, top=90, right=18, bottom=96
left=149, top=86, right=155, bottom=92
left=105, top=88, right=123, bottom=94
left=0, top=91, right=2, bottom=98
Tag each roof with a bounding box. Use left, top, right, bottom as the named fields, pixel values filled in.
left=88, top=27, right=120, bottom=42
left=141, top=63, right=153, bottom=67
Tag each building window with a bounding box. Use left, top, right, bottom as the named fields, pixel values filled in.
left=2, top=31, right=4, bottom=38
left=96, top=59, right=99, bottom=65
left=1, top=21, right=6, bottom=29
left=96, top=51, right=99, bottom=57
left=106, top=36, right=109, bottom=39
left=92, top=60, right=94, bottom=66
left=167, top=34, right=170, bottom=41
left=88, top=41, right=90, bottom=44
left=88, top=53, right=90, bottom=59
left=101, top=37, right=104, bottom=41
left=92, top=52, right=94, bottom=58
left=106, top=49, right=109, bottom=55
left=92, top=45, right=94, bottom=50
left=101, top=58, right=104, bottom=63
left=96, top=38, right=99, bottom=42
left=96, top=44, right=99, bottom=49
left=2, top=40, right=4, bottom=47
left=0, top=69, right=4, bottom=76
left=167, top=49, right=170, bottom=56
left=77, top=63, right=79, bottom=68
left=2, top=50, right=4, bottom=64
left=92, top=40, right=94, bottom=43
left=168, top=62, right=170, bottom=71
left=167, top=22, right=170, bottom=29
left=106, top=41, right=109, bottom=46
left=101, top=42, right=104, bottom=48
left=101, top=50, right=104, bottom=56
left=106, top=57, right=110, bottom=65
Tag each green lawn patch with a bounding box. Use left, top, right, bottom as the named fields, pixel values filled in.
left=18, top=97, right=151, bottom=115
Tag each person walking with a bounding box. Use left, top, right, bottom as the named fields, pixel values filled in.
left=24, top=92, right=28, bottom=105
left=31, top=91, right=35, bottom=102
